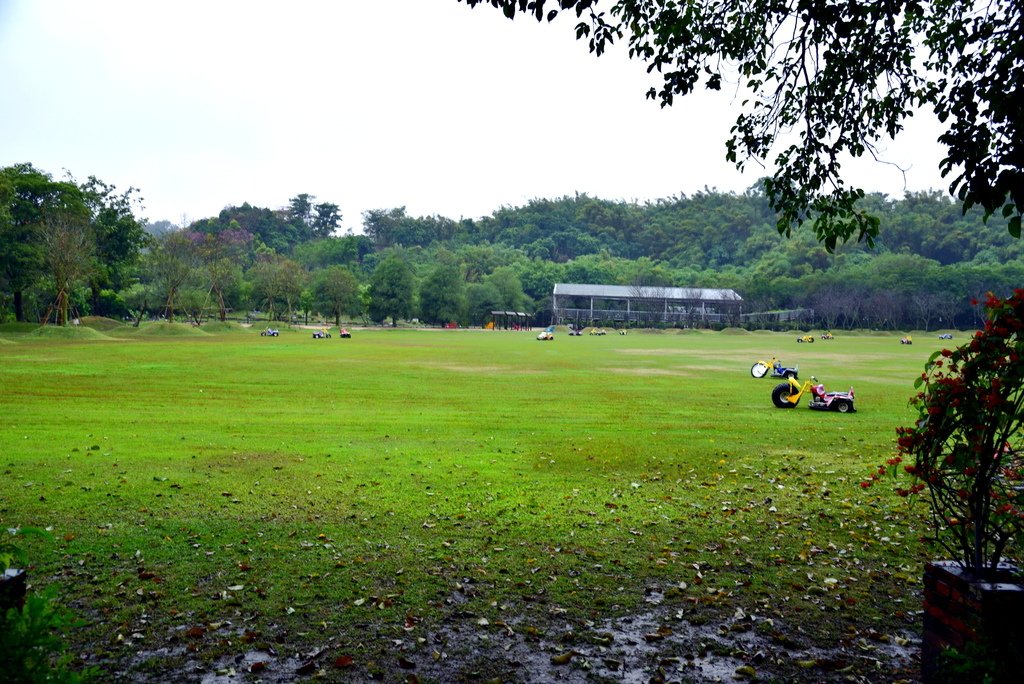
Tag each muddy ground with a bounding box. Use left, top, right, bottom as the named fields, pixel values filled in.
left=112, top=597, right=920, bottom=683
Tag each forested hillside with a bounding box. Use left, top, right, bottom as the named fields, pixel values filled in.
left=2, top=162, right=1021, bottom=330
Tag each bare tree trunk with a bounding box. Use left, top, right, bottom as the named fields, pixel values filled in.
left=133, top=299, right=147, bottom=327
left=164, top=288, right=177, bottom=323
left=14, top=290, right=25, bottom=322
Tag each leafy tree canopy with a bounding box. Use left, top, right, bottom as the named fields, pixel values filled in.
left=459, top=0, right=1023, bottom=249
left=368, top=252, right=415, bottom=325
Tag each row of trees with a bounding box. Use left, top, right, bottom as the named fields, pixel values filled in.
left=0, top=163, right=149, bottom=325
left=2, top=163, right=1022, bottom=331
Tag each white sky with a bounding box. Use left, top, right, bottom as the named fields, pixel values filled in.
left=0, top=0, right=949, bottom=234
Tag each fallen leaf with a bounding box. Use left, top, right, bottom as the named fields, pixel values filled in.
left=735, top=664, right=757, bottom=678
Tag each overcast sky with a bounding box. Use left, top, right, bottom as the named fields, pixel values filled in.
left=1, top=0, right=950, bottom=234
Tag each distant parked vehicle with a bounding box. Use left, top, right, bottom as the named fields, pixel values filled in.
left=537, top=330, right=554, bottom=341
left=820, top=331, right=834, bottom=340
left=312, top=329, right=331, bottom=339
left=900, top=335, right=913, bottom=345
left=260, top=328, right=279, bottom=337
left=797, top=334, right=815, bottom=343
left=938, top=333, right=953, bottom=340
left=339, top=328, right=351, bottom=338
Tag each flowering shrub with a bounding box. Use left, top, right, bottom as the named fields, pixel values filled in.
left=865, top=290, right=1024, bottom=574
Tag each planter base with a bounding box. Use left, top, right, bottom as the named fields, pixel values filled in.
left=923, top=561, right=1024, bottom=683
left=1, top=567, right=27, bottom=612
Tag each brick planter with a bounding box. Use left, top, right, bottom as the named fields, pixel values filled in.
left=922, top=561, right=1024, bottom=683
left=1, top=567, right=27, bottom=612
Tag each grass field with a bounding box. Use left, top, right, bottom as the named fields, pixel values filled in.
left=0, top=322, right=959, bottom=681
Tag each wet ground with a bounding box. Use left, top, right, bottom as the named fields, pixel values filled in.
left=123, top=599, right=920, bottom=683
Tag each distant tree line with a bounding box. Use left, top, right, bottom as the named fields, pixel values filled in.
left=2, top=163, right=1021, bottom=331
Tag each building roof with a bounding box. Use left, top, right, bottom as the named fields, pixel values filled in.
left=552, top=283, right=742, bottom=302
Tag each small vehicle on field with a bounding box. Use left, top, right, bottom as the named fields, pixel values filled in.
left=312, top=329, right=331, bottom=339
left=618, top=329, right=628, bottom=335
left=771, top=376, right=856, bottom=413
left=339, top=328, right=351, bottom=338
left=260, top=327, right=279, bottom=337
left=797, top=334, right=815, bottom=343
left=938, top=333, right=953, bottom=340
left=589, top=328, right=607, bottom=336
left=820, top=331, right=834, bottom=340
left=900, top=335, right=913, bottom=345
left=568, top=328, right=582, bottom=336
left=750, top=357, right=799, bottom=379
left=537, top=330, right=554, bottom=341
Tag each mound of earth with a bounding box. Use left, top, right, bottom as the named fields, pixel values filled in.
left=30, top=325, right=111, bottom=340
left=124, top=322, right=213, bottom=337
left=79, top=316, right=125, bottom=331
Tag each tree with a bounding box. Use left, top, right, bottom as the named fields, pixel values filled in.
left=368, top=253, right=414, bottom=326
left=419, top=262, right=466, bottom=326
left=249, top=257, right=306, bottom=323
left=38, top=209, right=94, bottom=325
left=148, top=231, right=199, bottom=323
left=486, top=266, right=526, bottom=311
left=121, top=282, right=153, bottom=327
left=466, top=281, right=503, bottom=325
left=287, top=193, right=314, bottom=242
left=79, top=176, right=148, bottom=315
left=192, top=231, right=250, bottom=321
left=0, top=164, right=85, bottom=321
left=293, top=235, right=373, bottom=269
left=459, top=1, right=1023, bottom=248
left=312, top=202, right=342, bottom=239
left=313, top=265, right=360, bottom=326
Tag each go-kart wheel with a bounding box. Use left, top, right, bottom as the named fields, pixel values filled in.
left=751, top=363, right=768, bottom=378
left=835, top=401, right=852, bottom=413
left=772, top=382, right=796, bottom=408
left=784, top=371, right=796, bottom=379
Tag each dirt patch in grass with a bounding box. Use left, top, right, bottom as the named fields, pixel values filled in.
left=603, top=367, right=693, bottom=377
left=419, top=362, right=545, bottom=374
left=615, top=348, right=691, bottom=356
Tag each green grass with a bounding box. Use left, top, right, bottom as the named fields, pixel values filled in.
left=0, top=325, right=967, bottom=678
